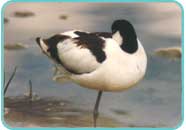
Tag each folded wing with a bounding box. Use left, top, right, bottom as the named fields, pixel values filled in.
left=55, top=31, right=107, bottom=74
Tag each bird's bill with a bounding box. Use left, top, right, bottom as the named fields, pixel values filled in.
left=36, top=37, right=49, bottom=55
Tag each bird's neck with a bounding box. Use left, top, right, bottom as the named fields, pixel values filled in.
left=112, top=31, right=138, bottom=54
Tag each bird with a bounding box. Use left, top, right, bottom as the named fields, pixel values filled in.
left=36, top=19, right=147, bottom=127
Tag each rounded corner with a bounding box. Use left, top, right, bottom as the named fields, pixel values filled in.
left=173, top=117, right=184, bottom=130
left=172, top=0, right=184, bottom=14
left=1, top=0, right=16, bottom=17
left=1, top=115, right=13, bottom=130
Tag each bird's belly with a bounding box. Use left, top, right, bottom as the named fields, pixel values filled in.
left=71, top=62, right=145, bottom=92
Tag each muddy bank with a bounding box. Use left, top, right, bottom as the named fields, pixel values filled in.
left=4, top=96, right=123, bottom=127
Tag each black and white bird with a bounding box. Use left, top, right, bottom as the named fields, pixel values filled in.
left=36, top=19, right=147, bottom=127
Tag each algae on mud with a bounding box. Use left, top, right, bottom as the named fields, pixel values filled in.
left=4, top=96, right=123, bottom=127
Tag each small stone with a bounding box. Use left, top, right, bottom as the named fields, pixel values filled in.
left=4, top=107, right=10, bottom=115
left=59, top=102, right=65, bottom=106
left=46, top=108, right=51, bottom=111
left=59, top=15, right=68, bottom=20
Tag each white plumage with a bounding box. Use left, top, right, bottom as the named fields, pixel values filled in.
left=57, top=34, right=101, bottom=74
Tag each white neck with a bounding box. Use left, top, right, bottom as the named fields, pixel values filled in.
left=112, top=31, right=123, bottom=45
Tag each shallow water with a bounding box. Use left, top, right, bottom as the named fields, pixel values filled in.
left=4, top=2, right=182, bottom=127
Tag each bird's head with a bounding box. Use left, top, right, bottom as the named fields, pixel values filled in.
left=111, top=19, right=138, bottom=53
left=111, top=19, right=137, bottom=45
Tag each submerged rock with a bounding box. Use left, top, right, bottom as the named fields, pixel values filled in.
left=5, top=43, right=27, bottom=50
left=4, top=18, right=9, bottom=24
left=59, top=15, right=68, bottom=20
left=13, top=11, right=35, bottom=18
left=154, top=46, right=181, bottom=60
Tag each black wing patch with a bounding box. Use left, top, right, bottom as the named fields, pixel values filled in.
left=43, top=34, right=83, bottom=74
left=91, top=32, right=112, bottom=38
left=43, top=34, right=70, bottom=64
left=74, top=31, right=106, bottom=63
left=43, top=34, right=97, bottom=75
left=43, top=34, right=82, bottom=74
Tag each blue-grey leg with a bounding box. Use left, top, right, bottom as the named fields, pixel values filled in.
left=93, top=91, right=103, bottom=127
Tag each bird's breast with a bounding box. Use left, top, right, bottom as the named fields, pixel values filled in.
left=71, top=39, right=147, bottom=91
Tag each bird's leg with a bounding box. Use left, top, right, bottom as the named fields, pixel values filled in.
left=93, top=91, right=103, bottom=127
